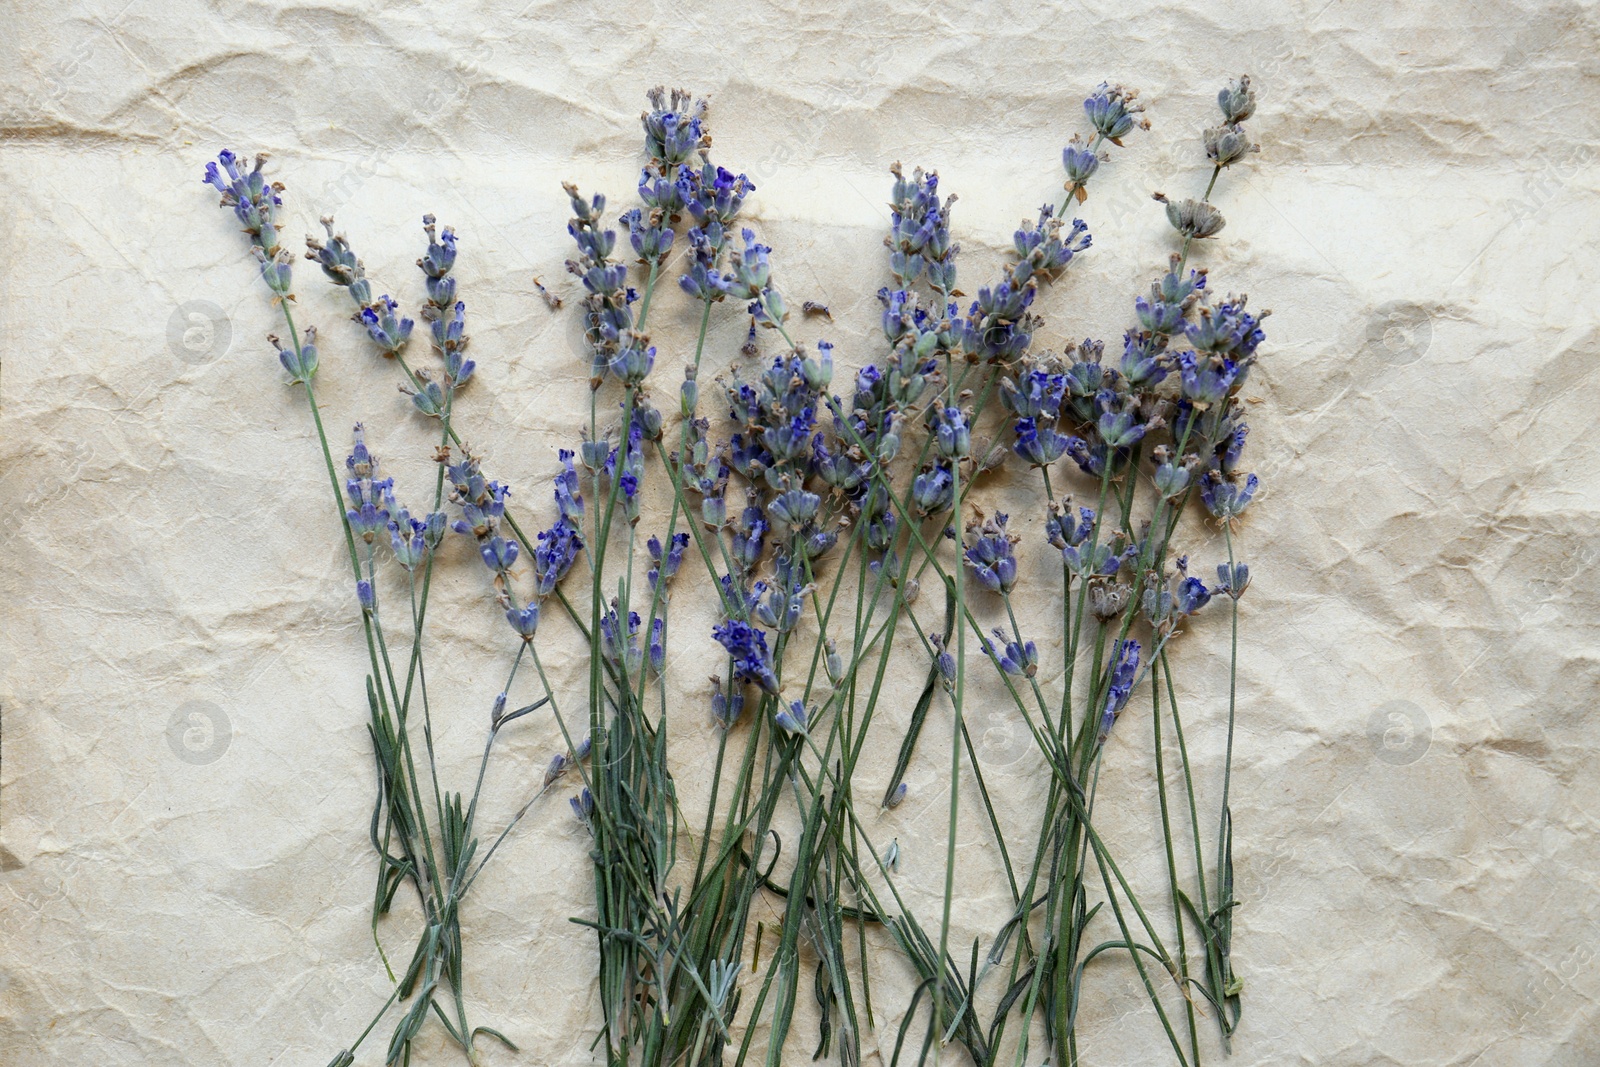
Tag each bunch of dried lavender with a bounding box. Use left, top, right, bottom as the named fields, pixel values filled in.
left=200, top=73, right=1271, bottom=1067
left=203, top=154, right=590, bottom=1066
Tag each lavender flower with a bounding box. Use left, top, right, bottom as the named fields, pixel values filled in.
left=202, top=150, right=284, bottom=254
left=648, top=617, right=666, bottom=675
left=276, top=327, right=319, bottom=384
left=825, top=640, right=845, bottom=686
left=710, top=684, right=746, bottom=727
left=1186, top=297, right=1268, bottom=361
left=621, top=206, right=675, bottom=266
left=608, top=339, right=657, bottom=384
left=1013, top=205, right=1091, bottom=277
left=985, top=629, right=1038, bottom=677
left=1045, top=503, right=1095, bottom=550
left=305, top=217, right=372, bottom=306
left=1153, top=456, right=1193, bottom=499
left=1096, top=639, right=1142, bottom=743
left=1217, top=561, right=1252, bottom=598
left=506, top=602, right=540, bottom=640
left=730, top=495, right=769, bottom=572
left=1063, top=435, right=1109, bottom=478
left=1174, top=573, right=1213, bottom=616
left=754, top=555, right=809, bottom=633
left=599, top=606, right=644, bottom=674
left=1218, top=75, right=1257, bottom=123
left=570, top=787, right=595, bottom=828
left=964, top=512, right=1019, bottom=594
left=533, top=518, right=583, bottom=595
left=911, top=463, right=955, bottom=518
left=1063, top=537, right=1132, bottom=579
left=543, top=751, right=572, bottom=790
left=1013, top=417, right=1070, bottom=467
left=1220, top=422, right=1249, bottom=475
left=1200, top=472, right=1259, bottom=519
left=1155, top=194, right=1226, bottom=240
left=388, top=505, right=442, bottom=570
left=1177, top=352, right=1239, bottom=409
left=360, top=296, right=414, bottom=355
left=768, top=487, right=822, bottom=530
left=960, top=274, right=1036, bottom=362
left=688, top=164, right=755, bottom=226
left=712, top=619, right=780, bottom=694
left=642, top=86, right=707, bottom=166
left=1083, top=83, right=1148, bottom=142
left=1120, top=330, right=1168, bottom=388
left=481, top=535, right=519, bottom=574
left=1001, top=365, right=1067, bottom=420
left=887, top=164, right=958, bottom=290
left=774, top=700, right=809, bottom=737
left=932, top=402, right=972, bottom=459
left=1204, top=123, right=1260, bottom=168
left=930, top=633, right=957, bottom=690
left=432, top=301, right=474, bottom=387
left=1095, top=399, right=1148, bottom=449
left=646, top=532, right=690, bottom=591
left=344, top=427, right=392, bottom=544
left=564, top=182, right=634, bottom=379
left=1061, top=136, right=1102, bottom=185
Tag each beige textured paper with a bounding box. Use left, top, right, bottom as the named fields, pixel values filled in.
left=3, top=1, right=1599, bottom=1064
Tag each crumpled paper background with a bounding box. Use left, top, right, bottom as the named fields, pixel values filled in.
left=4, top=1, right=1599, bottom=1064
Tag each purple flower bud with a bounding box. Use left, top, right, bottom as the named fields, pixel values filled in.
left=505, top=602, right=540, bottom=640
left=774, top=700, right=809, bottom=737
left=1096, top=639, right=1142, bottom=744
left=1216, top=561, right=1251, bottom=599
left=481, top=535, right=520, bottom=573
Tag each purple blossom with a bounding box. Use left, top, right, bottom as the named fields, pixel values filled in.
left=912, top=463, right=955, bottom=517
left=599, top=607, right=643, bottom=674
left=643, top=87, right=707, bottom=165
left=648, top=617, right=666, bottom=675
left=533, top=518, right=583, bottom=596
left=555, top=449, right=584, bottom=520
left=1174, top=575, right=1212, bottom=615
left=712, top=620, right=780, bottom=694
left=964, top=513, right=1019, bottom=594
left=481, top=535, right=520, bottom=573
left=360, top=295, right=413, bottom=354
left=1216, top=561, right=1251, bottom=599
left=1096, top=639, right=1142, bottom=743
left=1000, top=367, right=1067, bottom=420
left=646, top=532, right=690, bottom=591
left=1084, top=83, right=1147, bottom=142
left=1014, top=417, right=1071, bottom=467
left=506, top=602, right=540, bottom=640
left=985, top=630, right=1038, bottom=677
left=1200, top=472, right=1259, bottom=519
left=774, top=700, right=809, bottom=737
left=1177, top=351, right=1239, bottom=408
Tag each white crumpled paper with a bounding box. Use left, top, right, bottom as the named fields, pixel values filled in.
left=3, top=1, right=1598, bottom=1064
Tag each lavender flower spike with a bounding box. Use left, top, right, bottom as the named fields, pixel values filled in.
left=964, top=512, right=1019, bottom=594
left=712, top=619, right=780, bottom=694
left=1097, top=639, right=1142, bottom=744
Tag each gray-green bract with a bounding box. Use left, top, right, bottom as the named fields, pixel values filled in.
left=201, top=74, right=1266, bottom=1067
